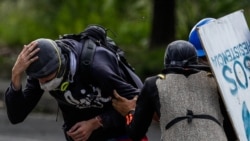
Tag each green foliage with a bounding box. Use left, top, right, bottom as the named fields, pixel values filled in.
left=176, top=0, right=250, bottom=40
left=1, top=0, right=250, bottom=79
left=0, top=0, right=151, bottom=46
left=130, top=47, right=165, bottom=81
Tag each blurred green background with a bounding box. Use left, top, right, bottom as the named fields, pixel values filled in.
left=0, top=0, right=250, bottom=81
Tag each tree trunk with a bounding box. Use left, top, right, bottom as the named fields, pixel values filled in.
left=149, top=0, right=175, bottom=48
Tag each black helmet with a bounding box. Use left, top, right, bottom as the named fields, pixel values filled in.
left=26, top=38, right=65, bottom=78
left=164, top=40, right=198, bottom=68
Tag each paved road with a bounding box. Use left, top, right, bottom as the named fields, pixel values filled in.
left=0, top=109, right=161, bottom=141
left=0, top=109, right=65, bottom=141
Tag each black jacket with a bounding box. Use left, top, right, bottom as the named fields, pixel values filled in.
left=5, top=39, right=143, bottom=141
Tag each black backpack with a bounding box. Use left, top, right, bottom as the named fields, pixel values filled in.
left=59, top=25, right=143, bottom=89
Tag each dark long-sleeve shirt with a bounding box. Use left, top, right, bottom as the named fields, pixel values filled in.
left=5, top=39, right=143, bottom=140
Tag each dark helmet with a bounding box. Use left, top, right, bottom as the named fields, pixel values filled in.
left=26, top=38, right=65, bottom=78
left=164, top=40, right=198, bottom=68
left=188, top=18, right=215, bottom=57
left=83, top=24, right=107, bottom=46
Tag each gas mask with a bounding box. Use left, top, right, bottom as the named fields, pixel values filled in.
left=40, top=76, right=63, bottom=91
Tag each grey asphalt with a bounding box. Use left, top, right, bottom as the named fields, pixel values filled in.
left=0, top=109, right=65, bottom=141
left=0, top=108, right=161, bottom=141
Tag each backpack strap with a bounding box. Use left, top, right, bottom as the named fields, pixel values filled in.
left=79, top=39, right=96, bottom=82
left=80, top=39, right=96, bottom=67
left=165, top=109, right=221, bottom=130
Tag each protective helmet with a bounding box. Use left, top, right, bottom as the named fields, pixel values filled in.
left=26, top=38, right=65, bottom=78
left=83, top=24, right=107, bottom=46
left=164, top=40, right=198, bottom=68
left=188, top=18, right=215, bottom=57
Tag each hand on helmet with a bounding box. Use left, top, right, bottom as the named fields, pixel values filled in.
left=13, top=41, right=39, bottom=76
left=11, top=41, right=39, bottom=90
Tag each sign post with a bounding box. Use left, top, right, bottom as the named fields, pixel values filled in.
left=198, top=10, right=250, bottom=141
